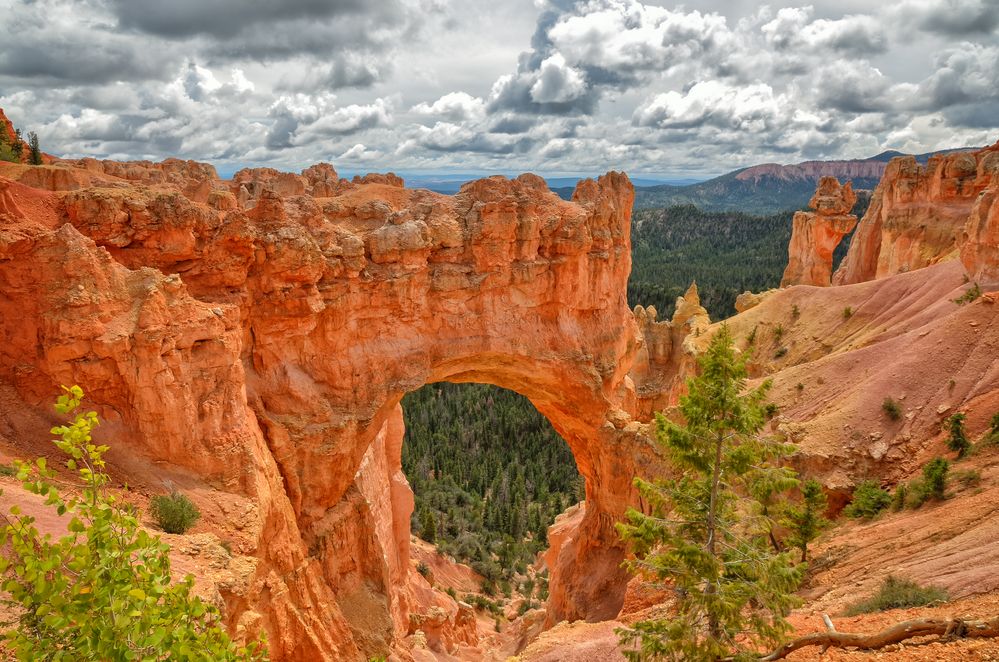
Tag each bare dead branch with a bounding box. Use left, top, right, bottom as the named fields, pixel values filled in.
left=760, top=615, right=999, bottom=661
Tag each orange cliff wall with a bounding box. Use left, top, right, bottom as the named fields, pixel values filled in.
left=0, top=151, right=683, bottom=660
left=834, top=142, right=999, bottom=285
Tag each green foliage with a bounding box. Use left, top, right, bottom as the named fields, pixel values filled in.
left=921, top=457, right=949, bottom=501
left=842, top=306, right=853, bottom=319
left=401, top=383, right=581, bottom=583
left=953, top=468, right=981, bottom=489
left=946, top=413, right=970, bottom=458
left=783, top=479, right=830, bottom=562
left=881, top=397, right=902, bottom=421
left=0, top=123, right=22, bottom=163
left=150, top=491, right=201, bottom=534
left=0, top=386, right=266, bottom=661
left=617, top=326, right=803, bottom=661
left=0, top=142, right=18, bottom=163
left=628, top=206, right=799, bottom=319
left=416, top=562, right=431, bottom=578
left=954, top=283, right=981, bottom=304
left=27, top=131, right=41, bottom=166
left=791, top=304, right=800, bottom=320
left=420, top=508, right=437, bottom=543
left=774, top=347, right=788, bottom=359
left=773, top=324, right=784, bottom=341
left=0, top=464, right=16, bottom=477
left=844, top=576, right=948, bottom=615
left=891, top=482, right=908, bottom=512
left=843, top=480, right=891, bottom=519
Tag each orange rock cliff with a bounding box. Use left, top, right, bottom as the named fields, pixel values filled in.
left=2, top=110, right=999, bottom=661
left=781, top=176, right=858, bottom=287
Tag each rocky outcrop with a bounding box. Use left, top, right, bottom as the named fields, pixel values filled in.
left=0, top=147, right=676, bottom=660
left=959, top=152, right=999, bottom=287
left=835, top=142, right=999, bottom=285
left=781, top=177, right=858, bottom=287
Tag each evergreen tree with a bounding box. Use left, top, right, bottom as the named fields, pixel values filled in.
left=946, top=412, right=970, bottom=458
left=783, top=478, right=830, bottom=562
left=420, top=509, right=437, bottom=543
left=617, top=326, right=803, bottom=661
left=28, top=131, right=41, bottom=165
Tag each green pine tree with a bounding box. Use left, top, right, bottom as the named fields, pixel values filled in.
left=783, top=478, right=830, bottom=562
left=617, top=325, right=804, bottom=661
left=28, top=131, right=41, bottom=165
left=420, top=508, right=437, bottom=543
left=946, top=413, right=970, bottom=458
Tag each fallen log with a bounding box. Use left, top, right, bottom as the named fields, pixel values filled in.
left=760, top=613, right=999, bottom=660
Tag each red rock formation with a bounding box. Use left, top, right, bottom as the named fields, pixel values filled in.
left=835, top=142, right=999, bottom=285
left=781, top=177, right=858, bottom=287
left=0, top=149, right=660, bottom=660
left=960, top=148, right=999, bottom=287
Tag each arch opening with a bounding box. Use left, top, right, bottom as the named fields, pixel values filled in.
left=401, top=381, right=584, bottom=603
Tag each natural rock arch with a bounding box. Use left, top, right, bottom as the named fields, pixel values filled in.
left=0, top=162, right=692, bottom=659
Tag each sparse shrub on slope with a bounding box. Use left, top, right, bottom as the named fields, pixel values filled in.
left=844, top=480, right=891, bottom=519
left=0, top=386, right=266, bottom=661
left=845, top=576, right=948, bottom=615
left=150, top=491, right=201, bottom=534
left=881, top=397, right=902, bottom=421
left=921, top=457, right=950, bottom=501
left=947, top=412, right=971, bottom=458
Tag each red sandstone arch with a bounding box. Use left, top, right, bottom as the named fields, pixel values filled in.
left=0, top=162, right=675, bottom=660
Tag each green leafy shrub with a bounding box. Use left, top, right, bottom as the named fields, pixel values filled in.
left=953, top=468, right=981, bottom=489
left=954, top=283, right=981, bottom=304
left=0, top=463, right=16, bottom=477
left=947, top=413, right=970, bottom=458
left=921, top=457, right=949, bottom=501
left=0, top=386, right=266, bottom=660
left=416, top=561, right=431, bottom=578
left=882, top=397, right=902, bottom=421
left=844, top=576, right=948, bottom=615
left=791, top=304, right=801, bottom=320
left=842, top=306, right=853, bottom=319
left=150, top=491, right=201, bottom=534
left=773, top=323, right=785, bottom=341
left=891, top=482, right=908, bottom=512
left=843, top=480, right=891, bottom=519
left=774, top=346, right=788, bottom=358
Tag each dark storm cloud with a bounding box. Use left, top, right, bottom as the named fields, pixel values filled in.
left=908, top=0, right=999, bottom=36
left=109, top=0, right=395, bottom=40
left=0, top=2, right=177, bottom=86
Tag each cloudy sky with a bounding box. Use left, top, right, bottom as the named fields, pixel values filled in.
left=1, top=0, right=997, bottom=179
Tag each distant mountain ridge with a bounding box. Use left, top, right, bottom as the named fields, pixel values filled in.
left=632, top=146, right=983, bottom=214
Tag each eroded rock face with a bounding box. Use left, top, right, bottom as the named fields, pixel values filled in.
left=835, top=143, right=999, bottom=285
left=0, top=152, right=668, bottom=660
left=959, top=149, right=999, bottom=287
left=781, top=177, right=857, bottom=287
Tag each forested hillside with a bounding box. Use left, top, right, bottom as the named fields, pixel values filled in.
left=628, top=205, right=794, bottom=319
left=401, top=383, right=583, bottom=591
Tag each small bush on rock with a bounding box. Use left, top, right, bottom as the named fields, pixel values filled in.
left=844, top=480, right=891, bottom=519
left=882, top=397, right=902, bottom=421
left=151, top=491, right=201, bottom=534
left=845, top=576, right=948, bottom=615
